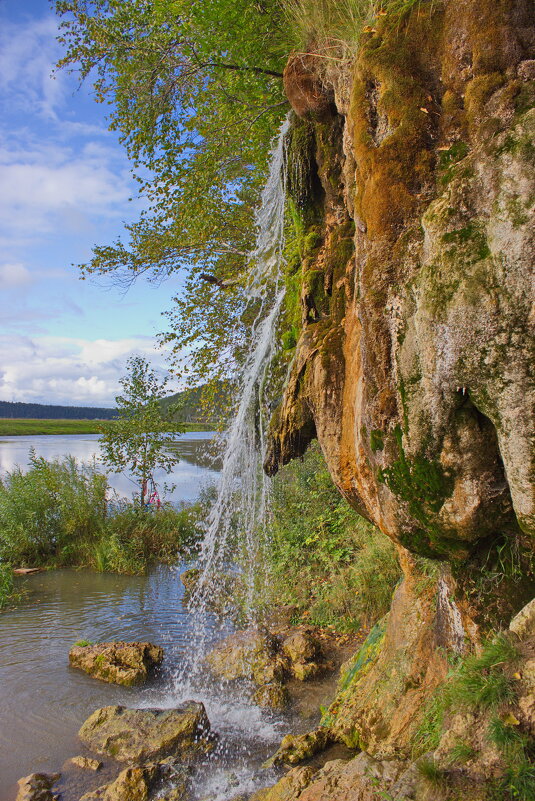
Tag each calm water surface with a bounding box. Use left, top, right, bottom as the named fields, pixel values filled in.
left=0, top=434, right=284, bottom=799
left=0, top=431, right=220, bottom=504
left=0, top=567, right=197, bottom=795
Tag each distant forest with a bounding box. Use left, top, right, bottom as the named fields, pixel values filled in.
left=0, top=401, right=117, bottom=420
left=0, top=385, right=227, bottom=424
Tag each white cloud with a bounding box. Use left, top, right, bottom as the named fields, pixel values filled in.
left=0, top=335, right=177, bottom=406
left=0, top=262, right=33, bottom=288
left=0, top=140, right=133, bottom=235
left=0, top=15, right=65, bottom=119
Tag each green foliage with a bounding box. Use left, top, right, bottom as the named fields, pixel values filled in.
left=0, top=452, right=107, bottom=567
left=445, top=739, right=475, bottom=764
left=0, top=454, right=203, bottom=575
left=412, top=634, right=521, bottom=760
left=447, top=634, right=518, bottom=710
left=100, top=356, right=184, bottom=503
left=74, top=639, right=93, bottom=647
left=488, top=716, right=528, bottom=756
left=0, top=564, right=20, bottom=611
left=94, top=500, right=202, bottom=574
left=269, top=443, right=400, bottom=631
left=411, top=691, right=447, bottom=757
left=498, top=762, right=535, bottom=801
left=417, top=756, right=444, bottom=784
left=55, top=0, right=289, bottom=387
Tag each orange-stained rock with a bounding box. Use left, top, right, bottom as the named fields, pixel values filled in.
left=272, top=0, right=535, bottom=615
left=283, top=54, right=335, bottom=119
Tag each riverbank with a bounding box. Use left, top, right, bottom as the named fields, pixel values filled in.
left=1, top=566, right=362, bottom=801
left=0, top=419, right=214, bottom=436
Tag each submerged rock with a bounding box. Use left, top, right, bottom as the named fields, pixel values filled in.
left=69, top=641, right=164, bottom=687
left=78, top=703, right=212, bottom=763
left=16, top=773, right=60, bottom=801
left=70, top=755, right=102, bottom=771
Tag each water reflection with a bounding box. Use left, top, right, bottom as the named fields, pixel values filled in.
left=0, top=431, right=220, bottom=505
left=0, top=566, right=216, bottom=795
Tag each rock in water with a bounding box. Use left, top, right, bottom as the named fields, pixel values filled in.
left=70, top=755, right=102, bottom=771
left=69, top=641, right=163, bottom=686
left=79, top=764, right=161, bottom=801
left=16, top=773, right=60, bottom=801
left=78, top=703, right=212, bottom=763
left=205, top=628, right=286, bottom=685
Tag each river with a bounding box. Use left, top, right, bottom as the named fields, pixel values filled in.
left=0, top=433, right=284, bottom=799
left=0, top=431, right=220, bottom=505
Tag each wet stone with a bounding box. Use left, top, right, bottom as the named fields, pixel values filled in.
left=78, top=703, right=213, bottom=763
left=16, top=773, right=60, bottom=801
left=69, top=641, right=164, bottom=687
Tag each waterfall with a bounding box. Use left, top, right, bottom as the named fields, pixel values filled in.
left=156, top=114, right=291, bottom=801
left=189, top=115, right=290, bottom=620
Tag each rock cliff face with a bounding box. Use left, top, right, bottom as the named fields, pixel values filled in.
left=262, top=3, right=534, bottom=796
left=266, top=0, right=534, bottom=580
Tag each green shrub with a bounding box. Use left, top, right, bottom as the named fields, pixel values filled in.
left=269, top=443, right=400, bottom=631
left=0, top=564, right=17, bottom=610
left=0, top=453, right=204, bottom=575
left=0, top=452, right=107, bottom=567
left=93, top=501, right=203, bottom=575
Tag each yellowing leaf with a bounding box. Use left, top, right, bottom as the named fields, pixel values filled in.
left=502, top=713, right=520, bottom=726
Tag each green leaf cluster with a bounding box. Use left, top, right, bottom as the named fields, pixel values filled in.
left=269, top=443, right=400, bottom=630
left=99, top=356, right=184, bottom=501
left=55, top=0, right=289, bottom=384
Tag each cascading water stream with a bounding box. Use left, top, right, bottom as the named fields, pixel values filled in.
left=157, top=117, right=291, bottom=800
left=184, top=114, right=291, bottom=649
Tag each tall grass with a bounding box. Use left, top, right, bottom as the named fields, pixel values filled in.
left=0, top=451, right=107, bottom=567
left=0, top=564, right=18, bottom=610
left=0, top=453, right=203, bottom=578
left=269, top=443, right=401, bottom=631
left=281, top=0, right=426, bottom=60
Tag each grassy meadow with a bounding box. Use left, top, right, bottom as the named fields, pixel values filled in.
left=0, top=419, right=213, bottom=436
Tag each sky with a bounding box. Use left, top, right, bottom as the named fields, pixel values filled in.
left=0, top=0, right=184, bottom=407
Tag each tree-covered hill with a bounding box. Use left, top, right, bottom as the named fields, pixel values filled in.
left=0, top=401, right=117, bottom=420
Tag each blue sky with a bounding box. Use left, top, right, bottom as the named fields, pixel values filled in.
left=0, top=0, right=184, bottom=406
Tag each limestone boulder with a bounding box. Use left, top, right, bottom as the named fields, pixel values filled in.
left=78, top=703, right=212, bottom=763
left=79, top=765, right=162, bottom=801
left=16, top=773, right=60, bottom=801
left=205, top=628, right=286, bottom=686
left=510, top=597, right=535, bottom=640
left=281, top=629, right=324, bottom=681
left=249, top=766, right=315, bottom=801
left=69, top=641, right=163, bottom=687
left=269, top=729, right=332, bottom=767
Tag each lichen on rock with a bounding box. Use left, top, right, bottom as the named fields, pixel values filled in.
left=69, top=641, right=163, bottom=687
left=78, top=703, right=212, bottom=763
